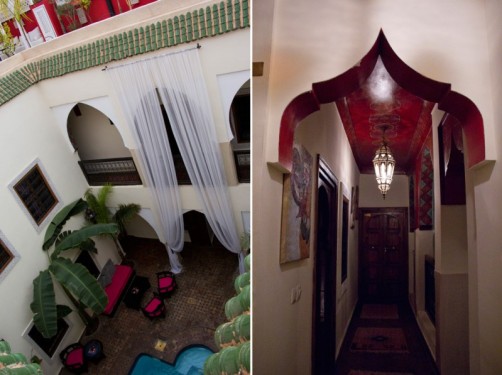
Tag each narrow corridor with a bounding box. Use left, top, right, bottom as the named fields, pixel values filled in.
left=334, top=303, right=439, bottom=375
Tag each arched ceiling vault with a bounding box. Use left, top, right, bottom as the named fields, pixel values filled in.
left=279, top=30, right=485, bottom=173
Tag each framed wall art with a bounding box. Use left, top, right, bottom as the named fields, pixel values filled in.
left=280, top=144, right=315, bottom=264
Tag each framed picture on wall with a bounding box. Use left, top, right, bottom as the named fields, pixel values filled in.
left=341, top=191, right=349, bottom=283
left=280, top=144, right=315, bottom=264
left=350, top=185, right=359, bottom=229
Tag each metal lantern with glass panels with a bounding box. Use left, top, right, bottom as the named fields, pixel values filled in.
left=372, top=142, right=395, bottom=199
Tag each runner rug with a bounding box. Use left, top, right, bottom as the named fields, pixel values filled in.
left=360, top=304, right=399, bottom=320
left=349, top=371, right=413, bottom=375
left=350, top=327, right=409, bottom=353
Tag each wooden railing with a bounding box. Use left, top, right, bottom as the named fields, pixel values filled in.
left=425, top=255, right=435, bottom=324
left=234, top=150, right=250, bottom=183
left=79, top=157, right=142, bottom=186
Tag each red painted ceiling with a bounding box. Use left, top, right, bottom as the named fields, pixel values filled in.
left=335, top=62, right=434, bottom=174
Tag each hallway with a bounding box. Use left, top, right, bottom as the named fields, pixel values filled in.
left=334, top=303, right=439, bottom=375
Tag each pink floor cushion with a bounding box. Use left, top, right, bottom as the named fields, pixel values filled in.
left=66, top=347, right=84, bottom=365
left=144, top=297, right=162, bottom=313
left=159, top=277, right=173, bottom=289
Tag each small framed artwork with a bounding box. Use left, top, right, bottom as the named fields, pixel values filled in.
left=350, top=185, right=359, bottom=229
left=280, top=144, right=315, bottom=264
left=341, top=193, right=349, bottom=283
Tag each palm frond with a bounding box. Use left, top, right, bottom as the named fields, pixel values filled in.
left=84, top=186, right=112, bottom=223
left=97, top=184, right=113, bottom=207
left=113, top=203, right=141, bottom=233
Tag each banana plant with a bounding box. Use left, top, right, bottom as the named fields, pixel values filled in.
left=31, top=199, right=119, bottom=339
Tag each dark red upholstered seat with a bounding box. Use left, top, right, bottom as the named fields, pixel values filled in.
left=60, top=343, right=87, bottom=373
left=142, top=296, right=166, bottom=319
left=156, top=271, right=177, bottom=298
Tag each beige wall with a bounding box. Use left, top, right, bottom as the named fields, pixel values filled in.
left=254, top=0, right=502, bottom=374
left=359, top=174, right=409, bottom=208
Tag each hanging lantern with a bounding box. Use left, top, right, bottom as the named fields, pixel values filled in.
left=372, top=142, right=395, bottom=199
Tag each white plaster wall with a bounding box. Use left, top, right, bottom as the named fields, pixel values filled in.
left=0, top=87, right=118, bottom=374
left=439, top=206, right=467, bottom=274
left=359, top=174, right=409, bottom=208
left=470, top=0, right=502, bottom=373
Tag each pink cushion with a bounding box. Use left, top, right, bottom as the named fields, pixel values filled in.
left=103, top=265, right=134, bottom=315
left=66, top=347, right=84, bottom=365
left=144, top=298, right=162, bottom=313
left=159, top=277, right=173, bottom=289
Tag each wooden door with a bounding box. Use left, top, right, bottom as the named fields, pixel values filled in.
left=312, top=159, right=337, bottom=375
left=359, top=208, right=408, bottom=302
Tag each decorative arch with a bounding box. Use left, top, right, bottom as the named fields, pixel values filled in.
left=278, top=30, right=485, bottom=172
left=217, top=70, right=251, bottom=141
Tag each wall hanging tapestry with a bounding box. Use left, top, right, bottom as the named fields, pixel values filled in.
left=280, top=144, right=314, bottom=264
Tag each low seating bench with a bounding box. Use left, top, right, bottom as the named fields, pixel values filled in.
left=99, top=262, right=135, bottom=316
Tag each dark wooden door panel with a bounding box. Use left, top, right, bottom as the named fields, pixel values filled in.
left=312, top=158, right=338, bottom=375
left=359, top=208, right=408, bottom=302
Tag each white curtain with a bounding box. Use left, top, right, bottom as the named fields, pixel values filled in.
left=107, top=61, right=184, bottom=273
left=107, top=48, right=244, bottom=273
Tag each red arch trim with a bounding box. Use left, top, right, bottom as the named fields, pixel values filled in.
left=278, top=30, right=485, bottom=171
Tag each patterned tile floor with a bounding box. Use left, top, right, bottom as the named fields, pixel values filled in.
left=61, top=236, right=239, bottom=374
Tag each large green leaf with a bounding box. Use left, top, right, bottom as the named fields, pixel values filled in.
left=30, top=270, right=57, bottom=339
left=43, top=199, right=88, bottom=250
left=49, top=258, right=108, bottom=314
left=51, top=230, right=95, bottom=260
left=54, top=223, right=119, bottom=253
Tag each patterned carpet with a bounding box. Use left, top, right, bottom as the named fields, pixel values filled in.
left=350, top=327, right=408, bottom=353
left=334, top=303, right=439, bottom=375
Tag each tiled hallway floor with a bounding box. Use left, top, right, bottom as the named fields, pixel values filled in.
left=61, top=236, right=239, bottom=374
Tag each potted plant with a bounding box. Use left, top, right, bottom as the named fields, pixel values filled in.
left=0, top=0, right=32, bottom=48
left=30, top=199, right=119, bottom=339
left=0, top=23, right=15, bottom=57
left=240, top=231, right=250, bottom=255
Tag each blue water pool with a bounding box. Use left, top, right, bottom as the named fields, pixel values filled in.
left=129, top=345, right=213, bottom=375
